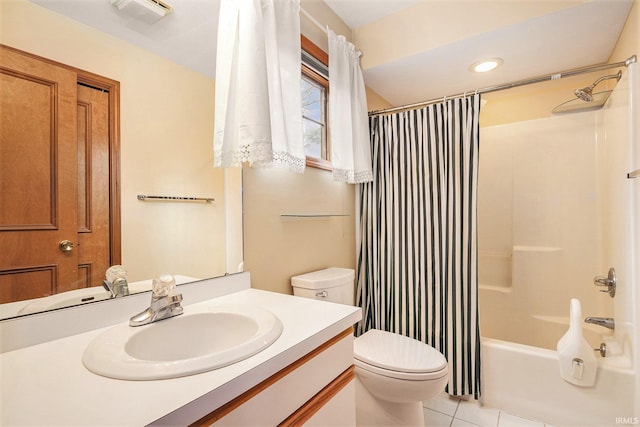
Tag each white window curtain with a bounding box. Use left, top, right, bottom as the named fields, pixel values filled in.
left=327, top=29, right=373, bottom=184
left=214, top=0, right=305, bottom=173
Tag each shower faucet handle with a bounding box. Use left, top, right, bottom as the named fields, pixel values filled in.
left=594, top=276, right=614, bottom=286
left=593, top=268, right=616, bottom=298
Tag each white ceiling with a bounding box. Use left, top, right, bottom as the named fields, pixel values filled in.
left=31, top=0, right=221, bottom=81
left=29, top=0, right=634, bottom=108
left=357, top=0, right=634, bottom=105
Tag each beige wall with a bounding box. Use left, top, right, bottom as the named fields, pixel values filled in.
left=350, top=0, right=631, bottom=127
left=479, top=70, right=618, bottom=127
left=244, top=2, right=356, bottom=295
left=479, top=0, right=638, bottom=357
left=243, top=167, right=357, bottom=294
left=366, top=87, right=393, bottom=112
left=480, top=0, right=638, bottom=127
left=300, top=0, right=352, bottom=49
left=243, top=2, right=392, bottom=295
left=1, top=0, right=227, bottom=282
left=482, top=0, right=638, bottom=127
left=355, top=1, right=583, bottom=71
left=2, top=0, right=389, bottom=295
left=611, top=0, right=640, bottom=63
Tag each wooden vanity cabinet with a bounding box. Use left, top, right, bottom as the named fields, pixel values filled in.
left=191, top=328, right=356, bottom=427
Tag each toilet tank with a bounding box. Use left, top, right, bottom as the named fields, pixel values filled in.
left=291, top=267, right=355, bottom=306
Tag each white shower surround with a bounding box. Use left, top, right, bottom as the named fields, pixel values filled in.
left=478, top=65, right=639, bottom=421
left=631, top=62, right=640, bottom=422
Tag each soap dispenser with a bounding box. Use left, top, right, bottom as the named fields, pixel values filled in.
left=557, top=298, right=597, bottom=386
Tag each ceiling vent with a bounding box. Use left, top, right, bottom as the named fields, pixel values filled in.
left=111, top=0, right=173, bottom=22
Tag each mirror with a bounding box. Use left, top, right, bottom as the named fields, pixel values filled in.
left=0, top=1, right=243, bottom=320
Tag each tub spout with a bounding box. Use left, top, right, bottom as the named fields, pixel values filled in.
left=584, top=317, right=615, bottom=330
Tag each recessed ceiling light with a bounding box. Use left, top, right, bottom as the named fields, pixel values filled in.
left=470, top=58, right=503, bottom=73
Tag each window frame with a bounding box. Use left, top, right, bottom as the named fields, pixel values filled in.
left=301, top=35, right=331, bottom=171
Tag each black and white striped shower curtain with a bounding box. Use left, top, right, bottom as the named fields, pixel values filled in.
left=356, top=95, right=482, bottom=398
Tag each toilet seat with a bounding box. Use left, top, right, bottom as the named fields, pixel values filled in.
left=354, top=329, right=448, bottom=381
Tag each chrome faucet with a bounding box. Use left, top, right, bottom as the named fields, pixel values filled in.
left=584, top=316, right=615, bottom=330
left=129, top=274, right=183, bottom=327
left=102, top=265, right=130, bottom=298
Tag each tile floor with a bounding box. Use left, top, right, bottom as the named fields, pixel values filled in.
left=423, top=393, right=551, bottom=427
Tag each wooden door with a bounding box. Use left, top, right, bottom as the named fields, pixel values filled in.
left=0, top=46, right=79, bottom=303
left=76, top=84, right=111, bottom=290
left=0, top=46, right=119, bottom=304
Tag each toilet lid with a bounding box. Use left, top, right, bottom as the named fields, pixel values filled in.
left=354, top=329, right=447, bottom=374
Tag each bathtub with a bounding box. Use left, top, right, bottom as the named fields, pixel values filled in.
left=481, top=338, right=635, bottom=426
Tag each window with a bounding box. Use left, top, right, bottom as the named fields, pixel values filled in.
left=301, top=35, right=330, bottom=170
left=302, top=75, right=325, bottom=160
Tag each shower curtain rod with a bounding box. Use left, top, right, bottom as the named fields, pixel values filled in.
left=369, top=55, right=637, bottom=116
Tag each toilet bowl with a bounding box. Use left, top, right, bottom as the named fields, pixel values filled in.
left=291, top=268, right=449, bottom=426
left=353, top=329, right=448, bottom=426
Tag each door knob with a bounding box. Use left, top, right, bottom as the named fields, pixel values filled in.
left=59, top=240, right=74, bottom=253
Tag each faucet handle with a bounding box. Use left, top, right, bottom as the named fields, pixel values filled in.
left=106, top=265, right=127, bottom=283
left=593, top=268, right=616, bottom=298
left=594, top=342, right=607, bottom=357
left=152, top=274, right=177, bottom=298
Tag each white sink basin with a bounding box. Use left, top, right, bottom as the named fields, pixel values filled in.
left=82, top=305, right=283, bottom=380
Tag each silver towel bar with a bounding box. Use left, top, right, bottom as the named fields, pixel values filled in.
left=628, top=169, right=640, bottom=179
left=137, top=195, right=214, bottom=203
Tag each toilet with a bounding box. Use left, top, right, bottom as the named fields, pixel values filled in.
left=291, top=267, right=449, bottom=426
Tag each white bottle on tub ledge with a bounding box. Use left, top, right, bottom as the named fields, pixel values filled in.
left=557, top=298, right=597, bottom=387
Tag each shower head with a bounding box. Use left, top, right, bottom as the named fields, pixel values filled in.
left=574, top=87, right=595, bottom=102
left=574, top=71, right=622, bottom=102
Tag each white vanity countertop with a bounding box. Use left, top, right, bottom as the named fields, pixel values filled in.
left=0, top=288, right=361, bottom=426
